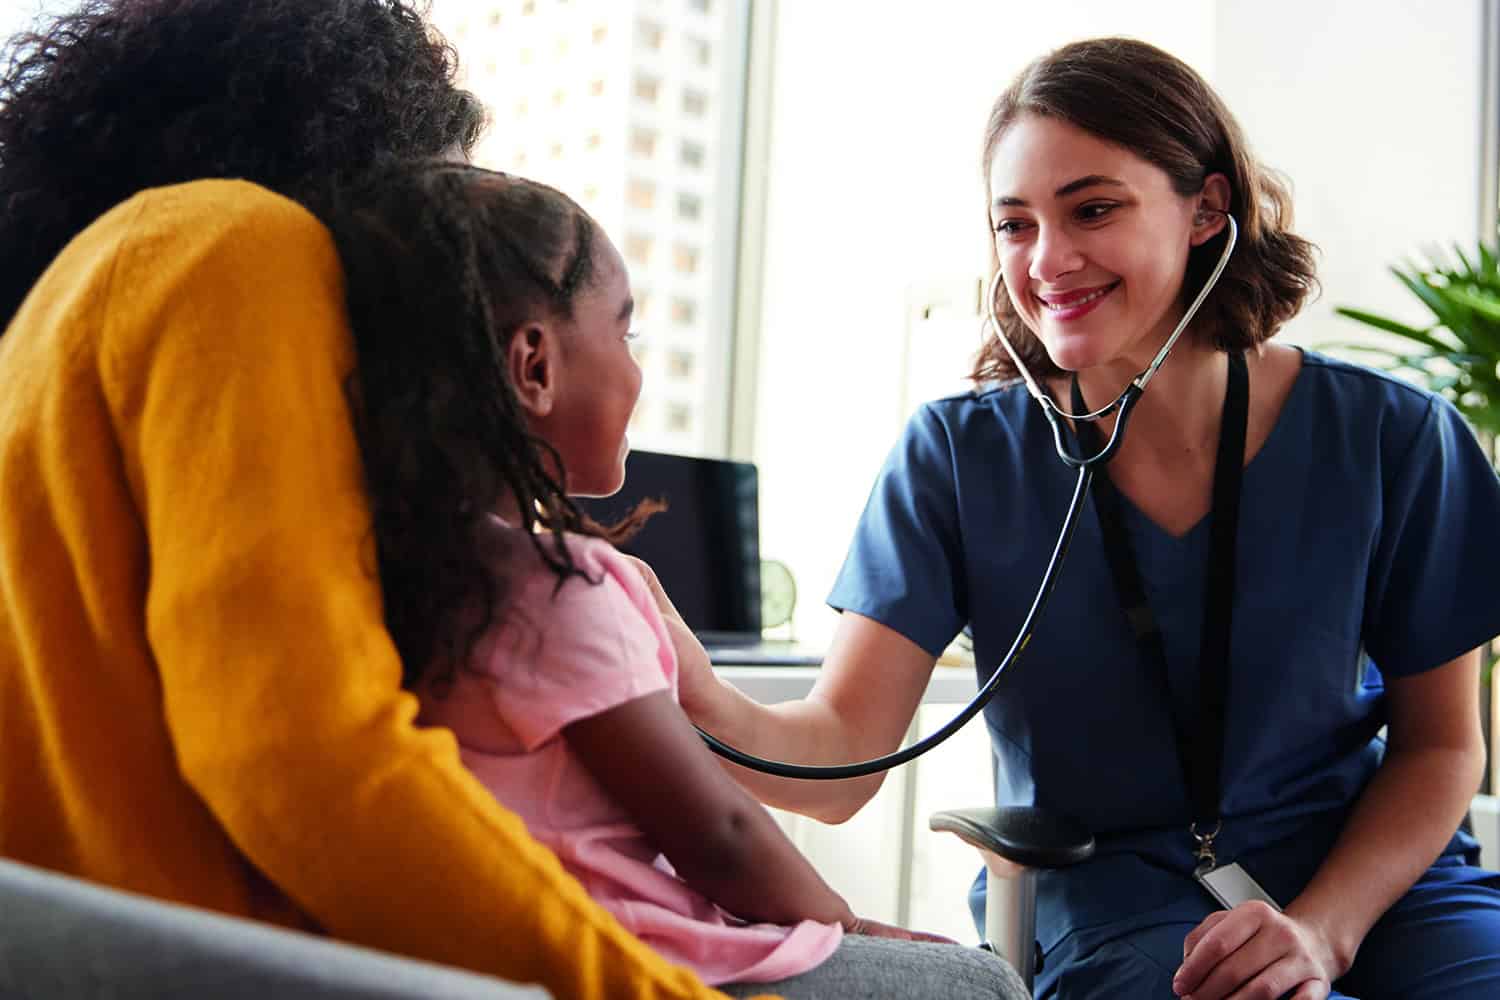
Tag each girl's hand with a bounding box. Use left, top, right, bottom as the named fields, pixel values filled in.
left=846, top=915, right=957, bottom=945
left=623, top=555, right=719, bottom=720
left=1173, top=902, right=1343, bottom=1000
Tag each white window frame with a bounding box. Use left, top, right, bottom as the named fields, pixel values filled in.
left=723, top=0, right=776, bottom=460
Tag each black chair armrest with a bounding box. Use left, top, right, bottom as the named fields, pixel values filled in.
left=929, top=806, right=1095, bottom=869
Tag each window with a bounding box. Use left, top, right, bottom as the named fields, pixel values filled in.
left=625, top=234, right=654, bottom=267
left=630, top=128, right=658, bottom=158
left=627, top=178, right=656, bottom=210
left=666, top=403, right=693, bottom=433
left=429, top=0, right=753, bottom=457
left=487, top=11, right=501, bottom=28
left=634, top=76, right=660, bottom=103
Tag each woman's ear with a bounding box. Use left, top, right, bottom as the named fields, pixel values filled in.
left=508, top=323, right=555, bottom=418
left=1190, top=172, right=1232, bottom=247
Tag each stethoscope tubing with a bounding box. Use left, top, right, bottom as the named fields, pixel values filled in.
left=696, top=464, right=1094, bottom=779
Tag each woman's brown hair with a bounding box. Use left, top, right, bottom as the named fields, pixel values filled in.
left=972, top=36, right=1318, bottom=384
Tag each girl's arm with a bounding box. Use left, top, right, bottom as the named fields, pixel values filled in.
left=1173, top=647, right=1486, bottom=1000
left=565, top=687, right=940, bottom=938
left=632, top=558, right=938, bottom=824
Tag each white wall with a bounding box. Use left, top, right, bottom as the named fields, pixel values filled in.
left=1213, top=0, right=1483, bottom=343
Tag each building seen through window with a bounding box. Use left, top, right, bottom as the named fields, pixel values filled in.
left=429, top=0, right=743, bottom=457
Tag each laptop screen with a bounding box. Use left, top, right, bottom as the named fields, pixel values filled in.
left=577, top=450, right=762, bottom=641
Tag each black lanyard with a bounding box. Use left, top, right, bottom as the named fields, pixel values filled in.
left=1070, top=350, right=1248, bottom=871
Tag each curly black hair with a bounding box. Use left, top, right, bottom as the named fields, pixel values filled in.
left=0, top=0, right=485, bottom=330
left=314, top=161, right=656, bottom=689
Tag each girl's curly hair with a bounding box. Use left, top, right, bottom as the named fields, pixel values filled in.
left=313, top=161, right=655, bottom=690
left=974, top=37, right=1319, bottom=383
left=0, top=0, right=485, bottom=330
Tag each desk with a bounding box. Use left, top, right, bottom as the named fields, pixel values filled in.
left=717, top=664, right=981, bottom=927
left=716, top=664, right=978, bottom=706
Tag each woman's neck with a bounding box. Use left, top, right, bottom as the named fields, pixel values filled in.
left=1070, top=335, right=1232, bottom=463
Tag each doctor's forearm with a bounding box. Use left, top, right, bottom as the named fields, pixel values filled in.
left=690, top=676, right=887, bottom=822
left=1285, top=741, right=1484, bottom=975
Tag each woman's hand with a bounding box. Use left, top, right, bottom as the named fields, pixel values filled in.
left=846, top=915, right=956, bottom=945
left=624, top=555, right=719, bottom=720
left=1173, top=902, right=1345, bottom=1000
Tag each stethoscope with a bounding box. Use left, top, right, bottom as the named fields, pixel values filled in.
left=696, top=212, right=1240, bottom=779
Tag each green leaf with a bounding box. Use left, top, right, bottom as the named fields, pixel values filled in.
left=1444, top=285, right=1500, bottom=321
left=1453, top=244, right=1477, bottom=281
left=1332, top=307, right=1455, bottom=353
left=1479, top=242, right=1498, bottom=280
left=1392, top=267, right=1465, bottom=329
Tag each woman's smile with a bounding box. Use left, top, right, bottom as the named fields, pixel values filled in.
left=1035, top=280, right=1120, bottom=321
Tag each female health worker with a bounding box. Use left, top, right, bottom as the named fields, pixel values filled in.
left=647, top=37, right=1500, bottom=1000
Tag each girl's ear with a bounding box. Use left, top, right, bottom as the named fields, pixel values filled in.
left=508, top=323, right=556, bottom=418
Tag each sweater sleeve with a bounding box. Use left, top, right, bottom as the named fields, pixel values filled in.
left=97, top=180, right=744, bottom=1000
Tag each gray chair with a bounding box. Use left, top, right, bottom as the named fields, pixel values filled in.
left=929, top=806, right=1094, bottom=990
left=0, top=857, right=551, bottom=999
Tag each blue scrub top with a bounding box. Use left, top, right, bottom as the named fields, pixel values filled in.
left=829, top=351, right=1500, bottom=952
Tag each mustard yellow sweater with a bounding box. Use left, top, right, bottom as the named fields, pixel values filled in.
left=0, top=179, right=748, bottom=1000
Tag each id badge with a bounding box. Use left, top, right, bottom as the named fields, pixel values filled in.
left=1194, top=862, right=1282, bottom=911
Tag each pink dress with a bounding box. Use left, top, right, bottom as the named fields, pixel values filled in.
left=417, top=523, right=842, bottom=985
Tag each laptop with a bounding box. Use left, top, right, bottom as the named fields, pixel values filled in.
left=576, top=450, right=824, bottom=667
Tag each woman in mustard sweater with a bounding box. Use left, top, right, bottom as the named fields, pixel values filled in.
left=0, top=2, right=747, bottom=997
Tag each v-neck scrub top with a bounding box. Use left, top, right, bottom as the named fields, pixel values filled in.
left=828, top=351, right=1500, bottom=970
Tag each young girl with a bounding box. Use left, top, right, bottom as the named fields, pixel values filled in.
left=317, top=160, right=1027, bottom=999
